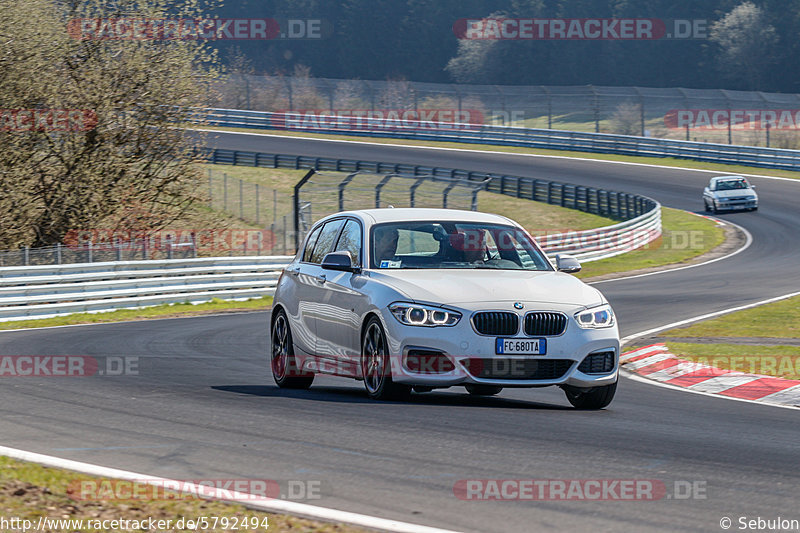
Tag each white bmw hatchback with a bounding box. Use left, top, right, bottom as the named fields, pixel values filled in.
left=270, top=208, right=620, bottom=409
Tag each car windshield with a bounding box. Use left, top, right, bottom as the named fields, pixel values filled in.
left=370, top=221, right=553, bottom=271
left=715, top=179, right=749, bottom=191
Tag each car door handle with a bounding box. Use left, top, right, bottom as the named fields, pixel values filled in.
left=318, top=274, right=327, bottom=284
left=287, top=267, right=300, bottom=276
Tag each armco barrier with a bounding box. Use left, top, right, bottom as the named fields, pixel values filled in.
left=0, top=223, right=659, bottom=321
left=540, top=205, right=662, bottom=262
left=201, top=147, right=662, bottom=263
left=0, top=256, right=293, bottom=322
left=201, top=108, right=800, bottom=171
left=201, top=148, right=658, bottom=221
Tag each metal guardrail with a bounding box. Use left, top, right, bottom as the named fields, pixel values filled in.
left=540, top=205, right=661, bottom=262
left=0, top=256, right=293, bottom=322
left=201, top=147, right=657, bottom=221
left=0, top=136, right=662, bottom=321
left=202, top=108, right=800, bottom=171
left=0, top=212, right=659, bottom=322
left=215, top=74, right=800, bottom=145
left=201, top=147, right=662, bottom=263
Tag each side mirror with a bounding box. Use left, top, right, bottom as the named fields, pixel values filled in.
left=321, top=251, right=358, bottom=272
left=556, top=254, right=581, bottom=273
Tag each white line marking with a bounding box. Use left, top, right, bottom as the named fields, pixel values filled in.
left=620, top=290, right=800, bottom=409
left=758, top=384, right=800, bottom=406
left=0, top=445, right=462, bottom=533
left=619, top=344, right=668, bottom=362
left=641, top=361, right=701, bottom=382
left=624, top=353, right=674, bottom=371
left=198, top=128, right=800, bottom=183
left=687, top=375, right=759, bottom=394
left=621, top=369, right=800, bottom=411
left=0, top=310, right=268, bottom=334
left=620, top=290, right=800, bottom=346
left=590, top=215, right=753, bottom=285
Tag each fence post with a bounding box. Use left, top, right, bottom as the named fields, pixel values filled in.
left=223, top=173, right=228, bottom=212
left=24, top=246, right=29, bottom=266
left=293, top=169, right=316, bottom=252
left=87, top=240, right=93, bottom=263
left=56, top=243, right=61, bottom=265
left=591, top=86, right=600, bottom=133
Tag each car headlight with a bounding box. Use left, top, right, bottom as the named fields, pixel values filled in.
left=389, top=303, right=461, bottom=327
left=574, top=305, right=615, bottom=329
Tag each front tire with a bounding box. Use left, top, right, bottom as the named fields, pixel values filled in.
left=562, top=382, right=616, bottom=410
left=271, top=309, right=314, bottom=389
left=361, top=317, right=411, bottom=401
left=465, top=384, right=503, bottom=396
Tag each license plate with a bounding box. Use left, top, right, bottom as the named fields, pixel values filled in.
left=496, top=338, right=546, bottom=355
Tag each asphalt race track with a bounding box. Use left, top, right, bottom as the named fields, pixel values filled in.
left=1, top=132, right=798, bottom=532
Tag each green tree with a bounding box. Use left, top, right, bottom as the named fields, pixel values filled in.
left=709, top=1, right=778, bottom=90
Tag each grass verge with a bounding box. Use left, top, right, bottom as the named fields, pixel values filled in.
left=202, top=163, right=618, bottom=232
left=0, top=456, right=366, bottom=533
left=661, top=295, right=800, bottom=338
left=643, top=295, right=800, bottom=379
left=576, top=208, right=725, bottom=279
left=199, top=126, right=800, bottom=181
left=0, top=297, right=273, bottom=331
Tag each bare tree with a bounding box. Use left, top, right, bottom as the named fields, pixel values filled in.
left=0, top=0, right=220, bottom=248
left=609, top=103, right=642, bottom=136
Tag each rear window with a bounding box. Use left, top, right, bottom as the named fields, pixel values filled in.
left=309, top=219, right=345, bottom=264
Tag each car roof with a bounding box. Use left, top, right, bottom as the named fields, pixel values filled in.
left=711, top=175, right=746, bottom=183
left=323, top=208, right=518, bottom=227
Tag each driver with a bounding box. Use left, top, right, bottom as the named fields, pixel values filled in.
left=373, top=226, right=399, bottom=264
left=459, top=230, right=488, bottom=263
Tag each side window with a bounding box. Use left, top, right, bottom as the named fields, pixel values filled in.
left=302, top=225, right=323, bottom=263
left=309, top=219, right=345, bottom=264
left=334, top=219, right=362, bottom=266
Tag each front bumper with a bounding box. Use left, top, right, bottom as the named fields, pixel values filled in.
left=379, top=305, right=619, bottom=389
left=712, top=197, right=758, bottom=211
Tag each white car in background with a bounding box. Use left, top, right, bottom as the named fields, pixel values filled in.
left=270, top=208, right=620, bottom=409
left=703, top=175, right=758, bottom=213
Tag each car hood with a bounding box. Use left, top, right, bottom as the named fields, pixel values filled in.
left=712, top=189, right=757, bottom=198
left=368, top=269, right=604, bottom=307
